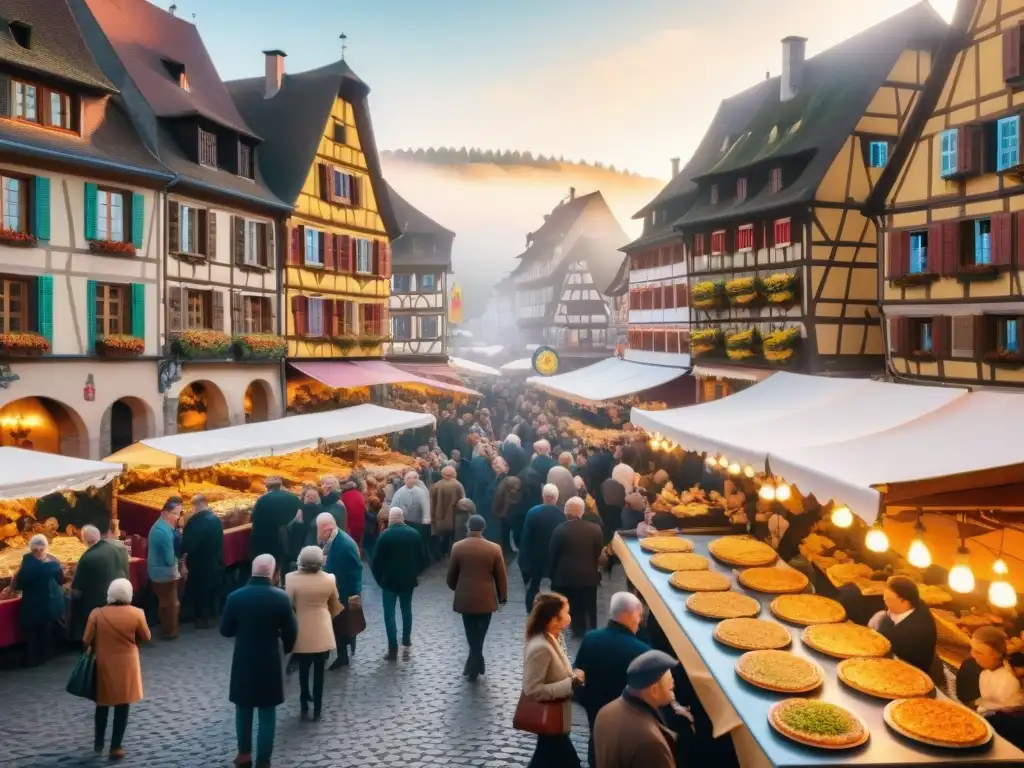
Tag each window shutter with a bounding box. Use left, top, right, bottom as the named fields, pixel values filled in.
left=291, top=295, right=308, bottom=336
left=34, top=177, right=50, bottom=241
left=262, top=222, right=274, bottom=268
left=167, top=285, right=183, bottom=333
left=85, top=279, right=96, bottom=352
left=232, top=215, right=244, bottom=265
left=131, top=283, right=145, bottom=339
left=352, top=176, right=362, bottom=207
left=289, top=225, right=303, bottom=265
left=888, top=230, right=909, bottom=278
left=231, top=290, right=242, bottom=334
left=324, top=230, right=336, bottom=270
left=940, top=221, right=961, bottom=276
left=324, top=297, right=335, bottom=335
left=381, top=241, right=391, bottom=279
left=974, top=314, right=991, bottom=359
left=319, top=163, right=331, bottom=201
left=211, top=290, right=224, bottom=331
left=372, top=239, right=381, bottom=275
left=958, top=125, right=982, bottom=176
left=338, top=235, right=351, bottom=271
left=0, top=75, right=9, bottom=116
left=1004, top=23, right=1023, bottom=83
left=131, top=192, right=145, bottom=248
left=318, top=231, right=326, bottom=265
left=991, top=212, right=1014, bottom=266
left=168, top=201, right=180, bottom=252
left=37, top=275, right=54, bottom=348
left=932, top=315, right=951, bottom=358
left=206, top=210, right=217, bottom=260
left=84, top=182, right=98, bottom=241
left=268, top=295, right=278, bottom=335
left=349, top=237, right=357, bottom=273
left=889, top=317, right=906, bottom=356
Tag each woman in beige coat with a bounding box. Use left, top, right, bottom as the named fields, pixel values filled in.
left=285, top=545, right=342, bottom=721
left=521, top=592, right=583, bottom=767
left=83, top=577, right=150, bottom=761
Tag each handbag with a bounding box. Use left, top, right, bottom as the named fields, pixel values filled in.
left=513, top=691, right=567, bottom=735
left=334, top=596, right=367, bottom=637
left=66, top=648, right=96, bottom=701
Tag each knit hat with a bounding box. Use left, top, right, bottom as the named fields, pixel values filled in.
left=467, top=515, right=486, bottom=532
left=388, top=507, right=405, bottom=525
left=626, top=650, right=679, bottom=690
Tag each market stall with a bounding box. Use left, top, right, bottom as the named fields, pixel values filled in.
left=448, top=356, right=502, bottom=378
left=614, top=531, right=1024, bottom=768
left=499, top=358, right=533, bottom=375
left=527, top=356, right=689, bottom=405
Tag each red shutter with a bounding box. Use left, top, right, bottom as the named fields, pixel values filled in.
left=372, top=239, right=381, bottom=275
left=940, top=221, right=961, bottom=276
left=890, top=317, right=908, bottom=356
left=958, top=125, right=982, bottom=176
left=319, top=163, right=331, bottom=201
left=291, top=295, right=308, bottom=336
left=324, top=231, right=336, bottom=270
left=888, top=230, right=910, bottom=278
left=991, top=212, right=1014, bottom=267
left=1015, top=212, right=1024, bottom=267
left=289, top=225, right=304, bottom=265
left=1004, top=24, right=1023, bottom=83
left=381, top=241, right=392, bottom=278
left=932, top=315, right=951, bottom=358
left=349, top=237, right=357, bottom=273
left=352, top=176, right=362, bottom=207
left=925, top=223, right=943, bottom=275
left=324, top=298, right=335, bottom=336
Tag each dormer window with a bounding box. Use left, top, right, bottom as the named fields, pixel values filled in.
left=13, top=81, right=36, bottom=122
left=710, top=184, right=720, bottom=205
left=238, top=142, right=254, bottom=180
left=8, top=80, right=72, bottom=131
left=9, top=21, right=31, bottom=49
left=180, top=73, right=190, bottom=92
left=199, top=128, right=217, bottom=168
left=162, top=58, right=189, bottom=90
left=737, top=177, right=748, bottom=201
left=769, top=167, right=783, bottom=194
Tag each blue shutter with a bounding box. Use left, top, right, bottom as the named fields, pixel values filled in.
left=131, top=283, right=145, bottom=339
left=33, top=177, right=50, bottom=240
left=86, top=279, right=97, bottom=353
left=1008, top=320, right=1019, bottom=353
left=869, top=142, right=888, bottom=168
left=84, top=183, right=98, bottom=241
left=36, top=275, right=53, bottom=347
left=131, top=192, right=145, bottom=249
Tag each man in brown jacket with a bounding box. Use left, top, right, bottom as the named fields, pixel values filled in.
left=429, top=464, right=465, bottom=556
left=446, top=514, right=508, bottom=681
left=594, top=650, right=678, bottom=768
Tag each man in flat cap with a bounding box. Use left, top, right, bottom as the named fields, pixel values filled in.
left=593, top=649, right=678, bottom=767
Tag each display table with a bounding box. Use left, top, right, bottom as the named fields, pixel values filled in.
left=0, top=556, right=148, bottom=649
left=117, top=499, right=162, bottom=537
left=613, top=534, right=1024, bottom=768
left=223, top=524, right=252, bottom=567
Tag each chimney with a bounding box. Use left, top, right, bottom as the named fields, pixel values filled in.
left=569, top=186, right=576, bottom=201
left=263, top=50, right=287, bottom=99
left=780, top=36, right=807, bottom=102
left=670, top=157, right=680, bottom=178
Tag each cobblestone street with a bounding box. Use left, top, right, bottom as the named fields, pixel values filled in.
left=2, top=559, right=625, bottom=768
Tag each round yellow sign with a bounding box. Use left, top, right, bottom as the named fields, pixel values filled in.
left=532, top=347, right=560, bottom=376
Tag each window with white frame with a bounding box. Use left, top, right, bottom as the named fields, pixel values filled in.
left=96, top=189, right=125, bottom=242
left=307, top=297, right=325, bottom=336
left=940, top=129, right=958, bottom=178
left=355, top=238, right=371, bottom=273
left=1, top=175, right=25, bottom=232
left=14, top=82, right=36, bottom=121
left=245, top=220, right=261, bottom=265
left=180, top=204, right=194, bottom=253
left=392, top=274, right=413, bottom=293
left=421, top=315, right=440, bottom=338
left=420, top=274, right=436, bottom=291
left=305, top=227, right=322, bottom=266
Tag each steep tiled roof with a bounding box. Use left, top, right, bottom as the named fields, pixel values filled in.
left=226, top=60, right=401, bottom=239
left=0, top=0, right=114, bottom=92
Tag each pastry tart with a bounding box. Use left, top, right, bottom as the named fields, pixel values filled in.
left=650, top=552, right=710, bottom=573
left=802, top=622, right=891, bottom=659
left=770, top=594, right=846, bottom=626
left=736, top=649, right=823, bottom=693
left=836, top=657, right=934, bottom=699
left=708, top=536, right=777, bottom=567
left=686, top=590, right=761, bottom=619
left=769, top=699, right=868, bottom=749
left=640, top=536, right=694, bottom=554
left=669, top=570, right=732, bottom=592
left=714, top=618, right=791, bottom=651
left=883, top=698, right=992, bottom=748
left=738, top=566, right=809, bottom=594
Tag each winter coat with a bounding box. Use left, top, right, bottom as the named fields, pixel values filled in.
left=250, top=489, right=301, bottom=564
left=531, top=454, right=558, bottom=481
left=522, top=633, right=574, bottom=733
left=320, top=491, right=348, bottom=533
left=429, top=477, right=465, bottom=535
left=323, top=529, right=362, bottom=601
left=13, top=553, right=64, bottom=627
left=594, top=692, right=676, bottom=768
left=84, top=604, right=150, bottom=706
left=340, top=484, right=367, bottom=545
left=518, top=503, right=565, bottom=576
left=70, top=539, right=128, bottom=641
left=180, top=509, right=224, bottom=577
left=492, top=475, right=521, bottom=520
left=547, top=466, right=577, bottom=508
left=549, top=518, right=604, bottom=588
left=446, top=536, right=507, bottom=614
left=371, top=523, right=426, bottom=593
left=285, top=569, right=342, bottom=654
left=500, top=442, right=529, bottom=476
left=391, top=483, right=431, bottom=525
left=573, top=621, right=651, bottom=722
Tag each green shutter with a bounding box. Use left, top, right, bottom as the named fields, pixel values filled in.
left=131, top=283, right=145, bottom=339
left=36, top=275, right=53, bottom=347
left=86, top=279, right=97, bottom=353
left=33, top=177, right=50, bottom=241
left=84, top=182, right=98, bottom=241
left=131, top=192, right=145, bottom=249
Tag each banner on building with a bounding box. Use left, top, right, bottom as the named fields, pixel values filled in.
left=449, top=283, right=464, bottom=324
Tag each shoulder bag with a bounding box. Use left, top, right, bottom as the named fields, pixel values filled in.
left=513, top=636, right=571, bottom=735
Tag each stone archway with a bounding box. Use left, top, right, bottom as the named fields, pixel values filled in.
left=0, top=396, right=89, bottom=457
left=102, top=396, right=154, bottom=455
left=177, top=380, right=230, bottom=433
left=244, top=380, right=274, bottom=424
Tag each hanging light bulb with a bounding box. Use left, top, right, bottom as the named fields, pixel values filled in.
left=831, top=505, right=853, bottom=528
left=775, top=483, right=792, bottom=502
left=865, top=522, right=889, bottom=553
left=948, top=546, right=975, bottom=594
left=649, top=437, right=659, bottom=450
left=758, top=483, right=777, bottom=501
left=993, top=558, right=1009, bottom=576
left=908, top=537, right=932, bottom=569
left=705, top=454, right=717, bottom=467
left=718, top=455, right=729, bottom=468
left=728, top=463, right=741, bottom=475
left=743, top=465, right=755, bottom=478
left=989, top=579, right=1018, bottom=609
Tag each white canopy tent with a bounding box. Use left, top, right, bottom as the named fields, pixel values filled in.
left=0, top=447, right=123, bottom=500
left=768, top=391, right=1024, bottom=521
left=448, top=356, right=502, bottom=377
left=629, top=372, right=967, bottom=470
left=463, top=345, right=504, bottom=358
left=104, top=404, right=436, bottom=469
left=500, top=358, right=534, bottom=374
left=527, top=357, right=688, bottom=406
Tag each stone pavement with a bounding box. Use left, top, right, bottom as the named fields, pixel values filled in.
left=2, top=558, right=626, bottom=768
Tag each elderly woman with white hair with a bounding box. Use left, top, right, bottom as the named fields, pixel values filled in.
left=285, top=545, right=343, bottom=720
left=530, top=438, right=558, bottom=480
left=82, top=577, right=150, bottom=759
left=12, top=533, right=65, bottom=666
left=548, top=496, right=604, bottom=637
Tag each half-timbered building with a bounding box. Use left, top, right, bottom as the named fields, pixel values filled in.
left=385, top=184, right=455, bottom=360
left=0, top=0, right=172, bottom=458
left=511, top=189, right=627, bottom=362
left=676, top=3, right=947, bottom=401
left=868, top=0, right=1024, bottom=391
left=76, top=0, right=292, bottom=432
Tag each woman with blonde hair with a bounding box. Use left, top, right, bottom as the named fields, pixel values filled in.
left=83, top=577, right=150, bottom=760
left=520, top=592, right=583, bottom=767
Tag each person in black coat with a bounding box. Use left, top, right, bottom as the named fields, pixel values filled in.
left=250, top=479, right=301, bottom=577
left=220, top=554, right=297, bottom=768
left=500, top=436, right=529, bottom=477
left=574, top=591, right=651, bottom=768
left=585, top=446, right=615, bottom=497
left=869, top=576, right=940, bottom=682
left=530, top=439, right=558, bottom=481
left=518, top=485, right=566, bottom=610
left=549, top=497, right=604, bottom=636
left=180, top=494, right=224, bottom=629
left=371, top=508, right=427, bottom=660
left=12, top=534, right=65, bottom=666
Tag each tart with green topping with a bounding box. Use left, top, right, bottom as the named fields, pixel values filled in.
left=769, top=699, right=868, bottom=749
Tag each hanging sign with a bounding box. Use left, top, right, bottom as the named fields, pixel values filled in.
left=532, top=346, right=560, bottom=376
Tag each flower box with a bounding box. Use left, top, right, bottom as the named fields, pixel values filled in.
left=725, top=277, right=762, bottom=306
left=0, top=332, right=50, bottom=356
left=983, top=349, right=1024, bottom=369
left=908, top=349, right=936, bottom=362
left=232, top=334, right=286, bottom=361
left=956, top=264, right=1001, bottom=283
left=95, top=335, right=144, bottom=357
left=88, top=239, right=137, bottom=256
left=333, top=333, right=359, bottom=349
left=763, top=273, right=799, bottom=305
left=692, top=281, right=725, bottom=311
left=892, top=272, right=939, bottom=287
left=359, top=334, right=391, bottom=347
left=172, top=330, right=232, bottom=359
left=690, top=328, right=723, bottom=357
left=0, top=229, right=37, bottom=248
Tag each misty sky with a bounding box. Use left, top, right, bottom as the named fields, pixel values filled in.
left=155, top=0, right=956, bottom=180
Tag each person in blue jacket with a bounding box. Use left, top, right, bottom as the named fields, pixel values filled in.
left=13, top=533, right=65, bottom=666
left=317, top=511, right=362, bottom=669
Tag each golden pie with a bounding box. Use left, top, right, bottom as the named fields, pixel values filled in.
left=669, top=570, right=732, bottom=592
left=650, top=552, right=710, bottom=573
left=640, top=536, right=694, bottom=554
left=686, top=590, right=761, bottom=619
left=802, top=622, right=891, bottom=659
left=769, top=699, right=867, bottom=749
left=771, top=594, right=846, bottom=626
left=736, top=649, right=822, bottom=693
left=884, top=698, right=991, bottom=748
left=708, top=536, right=777, bottom=567
left=738, top=567, right=809, bottom=594
left=837, top=658, right=934, bottom=699
left=714, top=618, right=791, bottom=651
